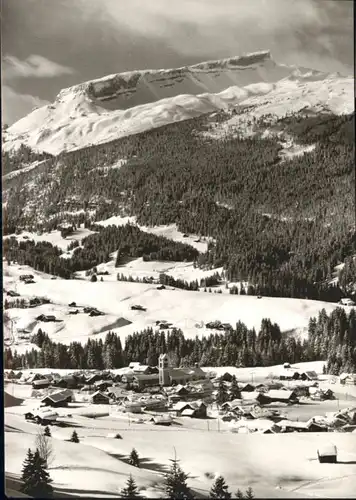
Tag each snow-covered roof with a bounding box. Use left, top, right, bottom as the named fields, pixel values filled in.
left=173, top=401, right=192, bottom=411
left=318, top=444, right=337, bottom=457
left=181, top=409, right=195, bottom=416
left=278, top=419, right=308, bottom=430
left=266, top=390, right=296, bottom=400
left=91, top=391, right=110, bottom=399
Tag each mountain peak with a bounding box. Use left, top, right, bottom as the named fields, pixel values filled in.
left=4, top=50, right=353, bottom=155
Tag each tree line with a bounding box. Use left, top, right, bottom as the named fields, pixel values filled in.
left=5, top=308, right=355, bottom=374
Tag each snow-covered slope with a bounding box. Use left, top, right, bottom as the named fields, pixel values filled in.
left=3, top=51, right=353, bottom=155
left=4, top=261, right=346, bottom=350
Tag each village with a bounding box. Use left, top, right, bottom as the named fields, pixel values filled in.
left=5, top=357, right=356, bottom=438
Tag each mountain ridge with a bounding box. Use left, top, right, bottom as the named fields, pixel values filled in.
left=3, top=50, right=353, bottom=155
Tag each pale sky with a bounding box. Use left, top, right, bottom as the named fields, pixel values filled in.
left=1, top=0, right=354, bottom=125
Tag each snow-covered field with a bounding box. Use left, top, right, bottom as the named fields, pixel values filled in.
left=3, top=51, right=353, bottom=155
left=5, top=226, right=96, bottom=252
left=4, top=261, right=348, bottom=351
left=4, top=361, right=356, bottom=499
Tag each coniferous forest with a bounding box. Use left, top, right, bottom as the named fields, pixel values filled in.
left=4, top=307, right=356, bottom=375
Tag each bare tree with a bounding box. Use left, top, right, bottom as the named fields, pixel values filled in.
left=35, top=428, right=55, bottom=468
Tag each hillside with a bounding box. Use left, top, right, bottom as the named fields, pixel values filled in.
left=3, top=261, right=346, bottom=351
left=3, top=51, right=353, bottom=155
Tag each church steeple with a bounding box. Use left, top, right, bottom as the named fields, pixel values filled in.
left=158, top=353, right=170, bottom=386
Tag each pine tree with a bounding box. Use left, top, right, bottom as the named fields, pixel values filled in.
left=120, top=475, right=141, bottom=498
left=216, top=378, right=229, bottom=406
left=236, top=489, right=245, bottom=499
left=165, top=455, right=193, bottom=500
left=229, top=375, right=241, bottom=400
left=21, top=448, right=35, bottom=494
left=210, top=475, right=232, bottom=499
left=70, top=430, right=79, bottom=443
left=21, top=449, right=53, bottom=497
left=44, top=426, right=51, bottom=437
left=245, top=487, right=254, bottom=499
left=129, top=448, right=140, bottom=467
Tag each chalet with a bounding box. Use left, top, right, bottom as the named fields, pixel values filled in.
left=132, top=374, right=160, bottom=390
left=306, top=418, right=329, bottom=432
left=317, top=444, right=337, bottom=463
left=278, top=420, right=309, bottom=433
left=279, top=371, right=300, bottom=381
left=84, top=373, right=102, bottom=385
left=255, top=384, right=268, bottom=393
left=5, top=370, right=16, bottom=380
left=26, top=373, right=47, bottom=384
left=150, top=415, right=172, bottom=426
left=167, top=368, right=192, bottom=386
left=340, top=373, right=356, bottom=386
left=181, top=366, right=206, bottom=381
left=173, top=401, right=207, bottom=418
left=7, top=290, right=20, bottom=297
left=131, top=305, right=146, bottom=311
left=91, top=391, right=110, bottom=405
left=68, top=302, right=77, bottom=307
left=41, top=390, right=72, bottom=407
left=309, top=387, right=334, bottom=401
left=142, top=399, right=168, bottom=412
left=124, top=402, right=143, bottom=413
left=174, top=385, right=190, bottom=396
left=54, top=376, right=78, bottom=389
left=240, top=391, right=269, bottom=405
left=29, top=297, right=50, bottom=307
left=132, top=365, right=159, bottom=375
left=24, top=278, right=36, bottom=284
left=265, top=390, right=298, bottom=404
left=299, top=371, right=318, bottom=381
left=25, top=409, right=58, bottom=424
left=32, top=379, right=51, bottom=389
left=35, top=314, right=57, bottom=323
left=250, top=406, right=282, bottom=421
left=20, top=274, right=34, bottom=281
left=89, top=309, right=104, bottom=317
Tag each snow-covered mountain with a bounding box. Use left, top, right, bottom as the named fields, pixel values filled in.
left=3, top=50, right=353, bottom=155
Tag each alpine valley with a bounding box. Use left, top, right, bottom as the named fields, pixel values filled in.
left=2, top=50, right=355, bottom=357
left=3, top=49, right=356, bottom=500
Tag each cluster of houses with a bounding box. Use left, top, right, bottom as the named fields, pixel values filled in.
left=227, top=406, right=356, bottom=434
left=5, top=362, right=356, bottom=431
left=67, top=303, right=105, bottom=317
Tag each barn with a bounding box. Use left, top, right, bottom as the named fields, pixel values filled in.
left=317, top=444, right=337, bottom=463
left=32, top=379, right=51, bottom=389
left=132, top=374, right=160, bottom=390
left=41, top=390, right=72, bottom=407
left=91, top=391, right=110, bottom=405
left=265, top=390, right=298, bottom=404
left=340, top=373, right=356, bottom=386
